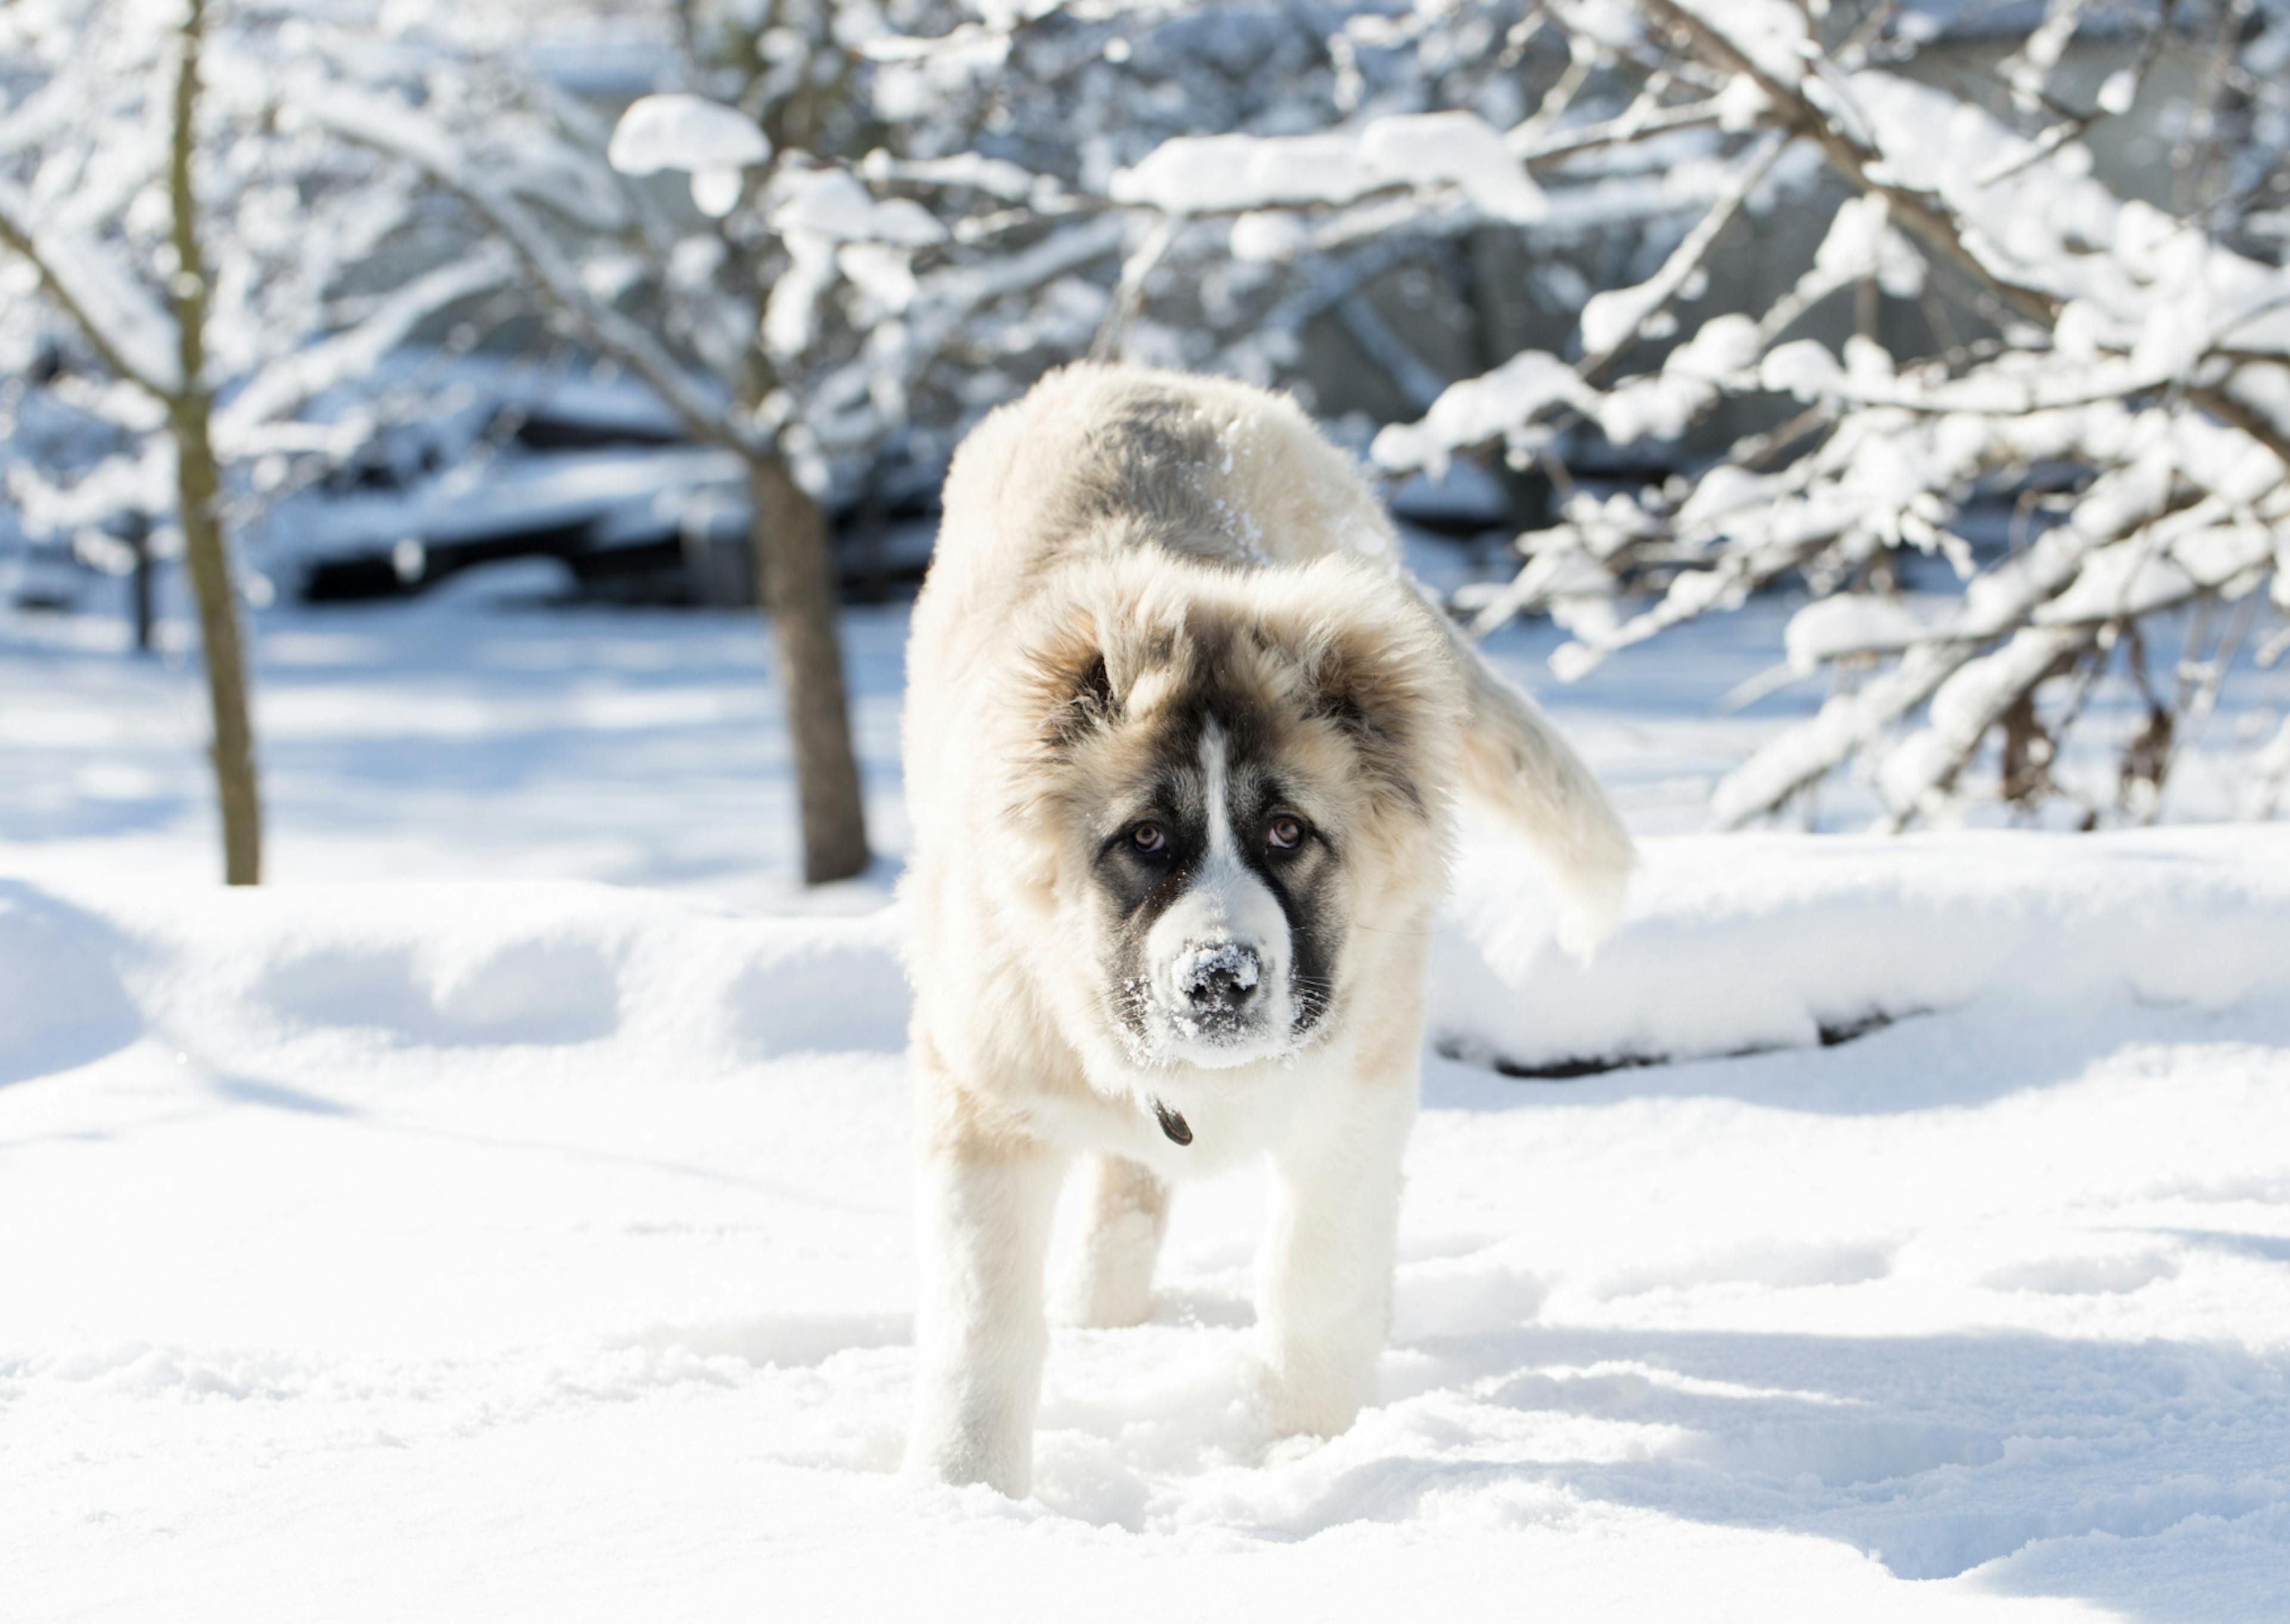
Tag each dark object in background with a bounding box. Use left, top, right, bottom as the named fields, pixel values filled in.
left=277, top=386, right=940, bottom=608
left=128, top=512, right=154, bottom=653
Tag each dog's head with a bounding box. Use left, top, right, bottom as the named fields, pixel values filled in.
left=994, top=553, right=1463, bottom=1083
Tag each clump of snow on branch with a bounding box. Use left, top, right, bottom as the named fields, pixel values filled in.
left=607, top=93, right=771, bottom=176
left=1112, top=112, right=1543, bottom=224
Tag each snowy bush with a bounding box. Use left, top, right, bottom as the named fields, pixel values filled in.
left=1342, top=1, right=2290, bottom=830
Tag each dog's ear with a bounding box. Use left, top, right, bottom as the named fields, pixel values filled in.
left=1307, top=631, right=1431, bottom=813
left=1051, top=650, right=1118, bottom=746
left=1020, top=605, right=1124, bottom=752
left=1287, top=576, right=1462, bottom=817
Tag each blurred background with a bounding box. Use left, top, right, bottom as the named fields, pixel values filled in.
left=3, top=0, right=2286, bottom=899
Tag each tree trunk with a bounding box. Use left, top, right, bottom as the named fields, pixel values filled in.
left=169, top=0, right=261, bottom=885
left=748, top=456, right=868, bottom=884
left=173, top=396, right=261, bottom=885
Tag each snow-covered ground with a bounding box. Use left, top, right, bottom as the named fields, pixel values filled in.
left=7, top=574, right=2290, bottom=1621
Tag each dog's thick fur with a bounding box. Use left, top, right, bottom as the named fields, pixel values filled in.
left=902, top=364, right=1633, bottom=1496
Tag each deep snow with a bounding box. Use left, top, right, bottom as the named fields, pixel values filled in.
left=5, top=578, right=2290, bottom=1622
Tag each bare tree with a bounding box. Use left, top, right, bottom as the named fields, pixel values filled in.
left=2, top=0, right=546, bottom=884
left=298, top=4, right=1144, bottom=884
left=164, top=0, right=260, bottom=884
left=0, top=0, right=261, bottom=881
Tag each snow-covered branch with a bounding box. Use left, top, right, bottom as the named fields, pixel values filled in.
left=299, top=85, right=745, bottom=456
left=213, top=245, right=518, bottom=453
left=0, top=178, right=183, bottom=399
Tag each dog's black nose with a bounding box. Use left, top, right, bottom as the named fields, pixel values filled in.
left=1180, top=942, right=1262, bottom=1014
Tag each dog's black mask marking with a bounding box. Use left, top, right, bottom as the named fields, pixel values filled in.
left=1096, top=670, right=1344, bottom=1053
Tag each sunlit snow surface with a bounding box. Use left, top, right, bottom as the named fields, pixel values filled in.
left=5, top=569, right=2290, bottom=1622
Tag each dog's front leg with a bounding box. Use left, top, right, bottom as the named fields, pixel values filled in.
left=906, top=1129, right=1064, bottom=1498
left=1255, top=1075, right=1416, bottom=1440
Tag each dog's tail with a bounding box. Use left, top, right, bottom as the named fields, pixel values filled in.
left=1435, top=606, right=1636, bottom=959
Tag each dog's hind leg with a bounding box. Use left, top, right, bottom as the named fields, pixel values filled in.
left=906, top=1120, right=1065, bottom=1498
left=1057, top=1153, right=1170, bottom=1329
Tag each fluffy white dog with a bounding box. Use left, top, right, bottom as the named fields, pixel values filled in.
left=901, top=364, right=1633, bottom=1496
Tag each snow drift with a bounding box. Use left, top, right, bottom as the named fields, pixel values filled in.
left=15, top=828, right=2284, bottom=1088
left=1432, top=826, right=2290, bottom=1073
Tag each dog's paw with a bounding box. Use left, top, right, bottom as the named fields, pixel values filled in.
left=1244, top=1350, right=1366, bottom=1444
left=1054, top=1273, right=1156, bottom=1329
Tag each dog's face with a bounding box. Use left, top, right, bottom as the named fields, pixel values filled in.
left=1002, top=556, right=1462, bottom=1081
left=1092, top=705, right=1338, bottom=1068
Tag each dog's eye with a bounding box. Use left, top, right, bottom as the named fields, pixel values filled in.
left=1267, top=814, right=1306, bottom=852
left=1130, top=822, right=1168, bottom=854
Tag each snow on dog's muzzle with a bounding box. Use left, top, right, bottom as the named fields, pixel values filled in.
left=1147, top=924, right=1291, bottom=1068
left=1174, top=938, right=1261, bottom=1035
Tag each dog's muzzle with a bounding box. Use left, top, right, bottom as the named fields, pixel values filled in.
left=1172, top=938, right=1262, bottom=1040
